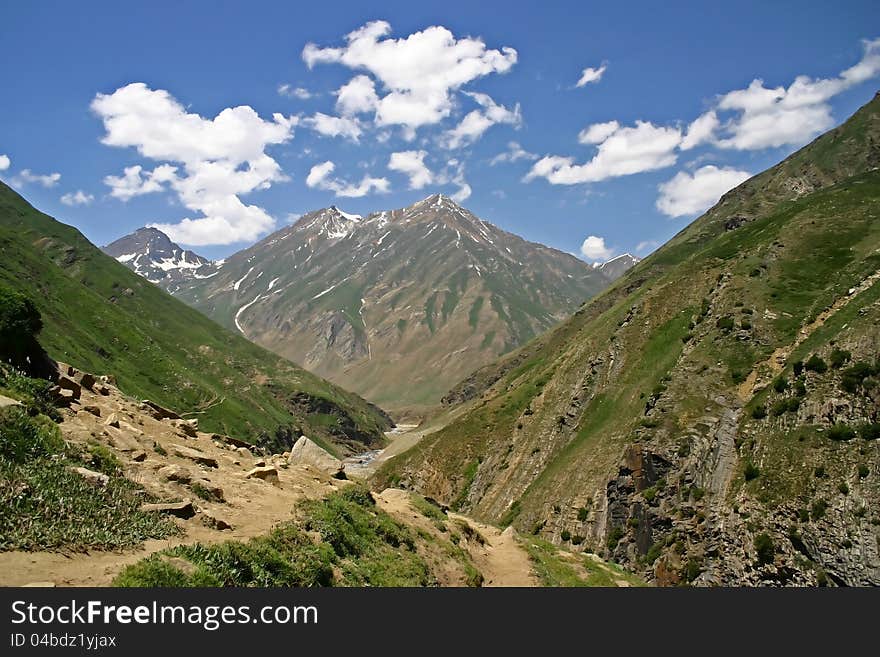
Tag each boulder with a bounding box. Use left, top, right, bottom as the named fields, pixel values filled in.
left=81, top=405, right=101, bottom=417
left=287, top=436, right=344, bottom=476
left=221, top=434, right=252, bottom=449
left=131, top=451, right=147, bottom=462
left=140, top=501, right=196, bottom=519
left=246, top=466, right=280, bottom=485
left=192, top=479, right=224, bottom=502
left=171, top=444, right=218, bottom=468
left=141, top=400, right=180, bottom=420
left=104, top=412, right=120, bottom=428
left=171, top=419, right=198, bottom=438
left=75, top=372, right=96, bottom=391
left=236, top=446, right=253, bottom=459
left=70, top=466, right=109, bottom=487
left=56, top=375, right=81, bottom=400
left=96, top=384, right=111, bottom=396
left=200, top=512, right=233, bottom=531
left=158, top=464, right=193, bottom=484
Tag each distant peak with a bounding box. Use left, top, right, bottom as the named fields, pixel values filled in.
left=329, top=205, right=362, bottom=222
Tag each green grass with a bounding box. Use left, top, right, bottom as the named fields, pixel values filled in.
left=0, top=404, right=178, bottom=551
left=114, top=485, right=433, bottom=587
left=521, top=537, right=643, bottom=587
left=0, top=182, right=390, bottom=449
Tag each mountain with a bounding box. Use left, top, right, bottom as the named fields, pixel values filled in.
left=596, top=253, right=640, bottom=281
left=378, top=93, right=880, bottom=586
left=102, top=227, right=216, bottom=293
left=0, top=181, right=391, bottom=454
left=172, top=194, right=610, bottom=411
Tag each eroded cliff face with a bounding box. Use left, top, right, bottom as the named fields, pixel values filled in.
left=378, top=95, right=880, bottom=586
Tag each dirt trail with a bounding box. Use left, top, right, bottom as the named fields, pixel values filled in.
left=737, top=268, right=880, bottom=402
left=448, top=513, right=538, bottom=587
left=0, top=372, right=347, bottom=587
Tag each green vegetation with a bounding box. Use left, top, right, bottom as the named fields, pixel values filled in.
left=0, top=283, right=43, bottom=368
left=804, top=355, right=828, bottom=373
left=521, top=537, right=643, bottom=587
left=827, top=423, right=856, bottom=442
left=744, top=462, right=761, bottom=481
left=116, top=486, right=433, bottom=587
left=0, top=403, right=178, bottom=551
left=754, top=533, right=775, bottom=565
left=0, top=181, right=390, bottom=449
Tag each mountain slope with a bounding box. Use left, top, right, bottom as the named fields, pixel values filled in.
left=173, top=194, right=610, bottom=411
left=378, top=93, right=880, bottom=586
left=102, top=227, right=217, bottom=293
left=0, top=181, right=391, bottom=454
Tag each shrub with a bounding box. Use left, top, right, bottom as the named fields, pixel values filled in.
left=606, top=527, right=624, bottom=550
left=838, top=482, right=849, bottom=495
left=0, top=285, right=43, bottom=366
left=793, top=379, right=807, bottom=397
left=841, top=362, right=877, bottom=393
left=571, top=534, right=584, bottom=546
left=814, top=465, right=826, bottom=479
left=804, top=355, right=827, bottom=373
left=754, top=533, right=775, bottom=565
left=716, top=316, right=735, bottom=331
left=577, top=506, right=589, bottom=522
left=770, top=400, right=790, bottom=417
left=751, top=405, right=767, bottom=420
left=744, top=462, right=761, bottom=481
left=772, top=377, right=788, bottom=393
left=829, top=348, right=851, bottom=369
left=684, top=557, right=702, bottom=582
left=827, top=423, right=856, bottom=441
left=811, top=499, right=828, bottom=521
left=740, top=319, right=752, bottom=330
left=857, top=423, right=880, bottom=440
left=858, top=464, right=869, bottom=478
left=792, top=360, right=804, bottom=376
left=560, top=529, right=571, bottom=542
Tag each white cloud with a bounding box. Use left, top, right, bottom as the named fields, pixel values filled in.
left=490, top=141, right=538, bottom=165
left=388, top=150, right=433, bottom=189
left=526, top=121, right=682, bottom=185
left=715, top=37, right=880, bottom=150
left=0, top=154, right=9, bottom=171
left=635, top=239, right=660, bottom=255
left=576, top=64, right=607, bottom=87
left=578, top=120, right=620, bottom=145
left=301, top=112, right=362, bottom=141
left=303, top=20, right=517, bottom=134
left=104, top=164, right=178, bottom=200
left=442, top=92, right=521, bottom=149
left=60, top=190, right=95, bottom=206
left=580, top=235, right=613, bottom=262
left=680, top=111, right=718, bottom=150
left=335, top=75, right=379, bottom=116
left=278, top=84, right=314, bottom=100
left=656, top=165, right=751, bottom=217
left=92, top=82, right=297, bottom=245
left=11, top=169, right=61, bottom=188
left=306, top=160, right=389, bottom=198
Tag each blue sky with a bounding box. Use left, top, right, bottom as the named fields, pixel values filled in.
left=1, top=1, right=878, bottom=261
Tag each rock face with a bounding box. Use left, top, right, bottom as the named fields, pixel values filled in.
left=380, top=93, right=880, bottom=587
left=246, top=466, right=280, bottom=485
left=288, top=436, right=344, bottom=475
left=169, top=195, right=612, bottom=411
left=171, top=444, right=218, bottom=468
left=140, top=501, right=196, bottom=519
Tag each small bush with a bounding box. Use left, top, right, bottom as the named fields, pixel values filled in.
left=811, top=499, right=828, bottom=521
left=744, top=462, right=760, bottom=481
left=560, top=529, right=571, bottom=542
left=716, top=316, right=735, bottom=332
left=754, top=533, right=775, bottom=565
left=577, top=506, right=589, bottom=521
left=751, top=405, right=767, bottom=420
left=740, top=319, right=752, bottom=330
left=793, top=379, right=807, bottom=397
left=0, top=407, right=63, bottom=463
left=838, top=482, right=849, bottom=495
left=772, top=377, right=788, bottom=393
left=814, top=465, right=826, bottom=479
left=858, top=423, right=880, bottom=441
left=804, top=355, right=827, bottom=374
left=684, top=557, right=702, bottom=582
left=827, top=423, right=856, bottom=442
left=858, top=464, right=869, bottom=478
left=829, top=348, right=851, bottom=369
left=792, top=360, right=804, bottom=376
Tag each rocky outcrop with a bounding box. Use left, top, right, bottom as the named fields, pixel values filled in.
left=288, top=436, right=344, bottom=476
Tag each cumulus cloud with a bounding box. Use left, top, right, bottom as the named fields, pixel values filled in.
left=580, top=235, right=613, bottom=262
left=278, top=84, right=314, bottom=99
left=11, top=169, right=61, bottom=188
left=0, top=154, right=9, bottom=171
left=490, top=141, right=538, bottom=166
left=656, top=165, right=750, bottom=217
left=303, top=20, right=517, bottom=134
left=526, top=121, right=682, bottom=185
left=635, top=240, right=660, bottom=255
left=301, top=112, right=363, bottom=141
left=335, top=75, right=380, bottom=116
left=714, top=37, right=880, bottom=150
left=680, top=111, right=718, bottom=150
left=92, top=82, right=297, bottom=245
left=388, top=150, right=433, bottom=189
left=306, top=160, right=389, bottom=197
left=60, top=190, right=95, bottom=206
left=104, top=164, right=178, bottom=201
left=578, top=120, right=620, bottom=145
left=576, top=64, right=607, bottom=87
left=442, top=92, right=521, bottom=149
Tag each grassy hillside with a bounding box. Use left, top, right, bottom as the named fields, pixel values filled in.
left=378, top=93, right=880, bottom=586
left=0, top=182, right=391, bottom=453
